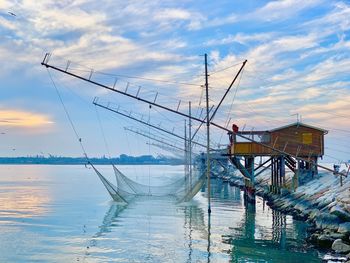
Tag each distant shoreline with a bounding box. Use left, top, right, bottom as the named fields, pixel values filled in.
left=0, top=155, right=183, bottom=165
left=0, top=163, right=181, bottom=165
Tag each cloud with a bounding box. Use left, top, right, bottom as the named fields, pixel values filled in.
left=0, top=16, right=16, bottom=30
left=206, top=14, right=237, bottom=27
left=0, top=0, right=11, bottom=10
left=0, top=1, right=201, bottom=84
left=0, top=109, right=53, bottom=128
left=303, top=2, right=350, bottom=31
left=203, top=0, right=323, bottom=28
left=154, top=8, right=192, bottom=21
left=251, top=0, right=323, bottom=21
left=206, top=33, right=273, bottom=46
left=28, top=7, right=106, bottom=36
left=152, top=8, right=205, bottom=31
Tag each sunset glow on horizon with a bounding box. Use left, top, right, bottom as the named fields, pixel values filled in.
left=0, top=109, right=53, bottom=128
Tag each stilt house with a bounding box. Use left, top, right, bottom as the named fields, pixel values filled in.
left=228, top=122, right=328, bottom=197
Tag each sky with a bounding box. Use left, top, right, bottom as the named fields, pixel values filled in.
left=0, top=0, right=349, bottom=163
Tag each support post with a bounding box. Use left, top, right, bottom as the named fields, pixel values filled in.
left=276, top=158, right=278, bottom=192
left=340, top=172, right=343, bottom=187
left=271, top=158, right=273, bottom=192
left=246, top=156, right=255, bottom=203
left=314, top=156, right=318, bottom=175
left=271, top=158, right=274, bottom=193
left=280, top=156, right=286, bottom=186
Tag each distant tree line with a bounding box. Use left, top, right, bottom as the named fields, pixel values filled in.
left=0, top=154, right=183, bottom=165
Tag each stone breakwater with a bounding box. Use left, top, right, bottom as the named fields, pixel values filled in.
left=254, top=170, right=350, bottom=257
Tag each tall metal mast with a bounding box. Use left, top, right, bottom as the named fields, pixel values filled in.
left=189, top=101, right=192, bottom=187
left=205, top=54, right=211, bottom=214
left=184, top=119, right=188, bottom=178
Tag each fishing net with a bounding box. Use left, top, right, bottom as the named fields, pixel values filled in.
left=91, top=163, right=206, bottom=203
left=91, top=164, right=127, bottom=203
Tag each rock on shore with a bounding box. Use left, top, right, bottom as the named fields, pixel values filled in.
left=253, top=168, right=350, bottom=255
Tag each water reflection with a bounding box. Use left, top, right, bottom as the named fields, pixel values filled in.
left=272, top=210, right=287, bottom=249
left=184, top=206, right=193, bottom=262
left=183, top=204, right=213, bottom=263
left=203, top=179, right=321, bottom=262
left=207, top=214, right=211, bottom=263
left=85, top=196, right=216, bottom=262
left=0, top=166, right=51, bottom=221
left=80, top=176, right=322, bottom=263
left=229, top=197, right=320, bottom=263
left=0, top=166, right=323, bottom=262
left=89, top=203, right=127, bottom=243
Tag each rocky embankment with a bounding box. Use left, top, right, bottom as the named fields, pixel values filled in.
left=254, top=169, right=350, bottom=258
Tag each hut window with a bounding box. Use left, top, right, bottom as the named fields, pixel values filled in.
left=302, top=133, right=313, bottom=144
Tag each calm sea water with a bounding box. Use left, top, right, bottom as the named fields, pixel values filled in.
left=0, top=165, right=323, bottom=262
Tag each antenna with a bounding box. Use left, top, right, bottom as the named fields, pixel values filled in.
left=291, top=113, right=299, bottom=123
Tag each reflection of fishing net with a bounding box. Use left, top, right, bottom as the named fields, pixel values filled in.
left=91, top=163, right=206, bottom=203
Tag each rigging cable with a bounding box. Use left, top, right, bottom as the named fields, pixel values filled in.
left=124, top=124, right=140, bottom=179
left=209, top=61, right=245, bottom=75
left=94, top=105, right=111, bottom=159
left=148, top=104, right=151, bottom=195
left=46, top=68, right=89, bottom=160
left=218, top=68, right=245, bottom=144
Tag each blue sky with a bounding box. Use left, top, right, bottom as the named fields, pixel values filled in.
left=0, top=0, right=349, bottom=162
